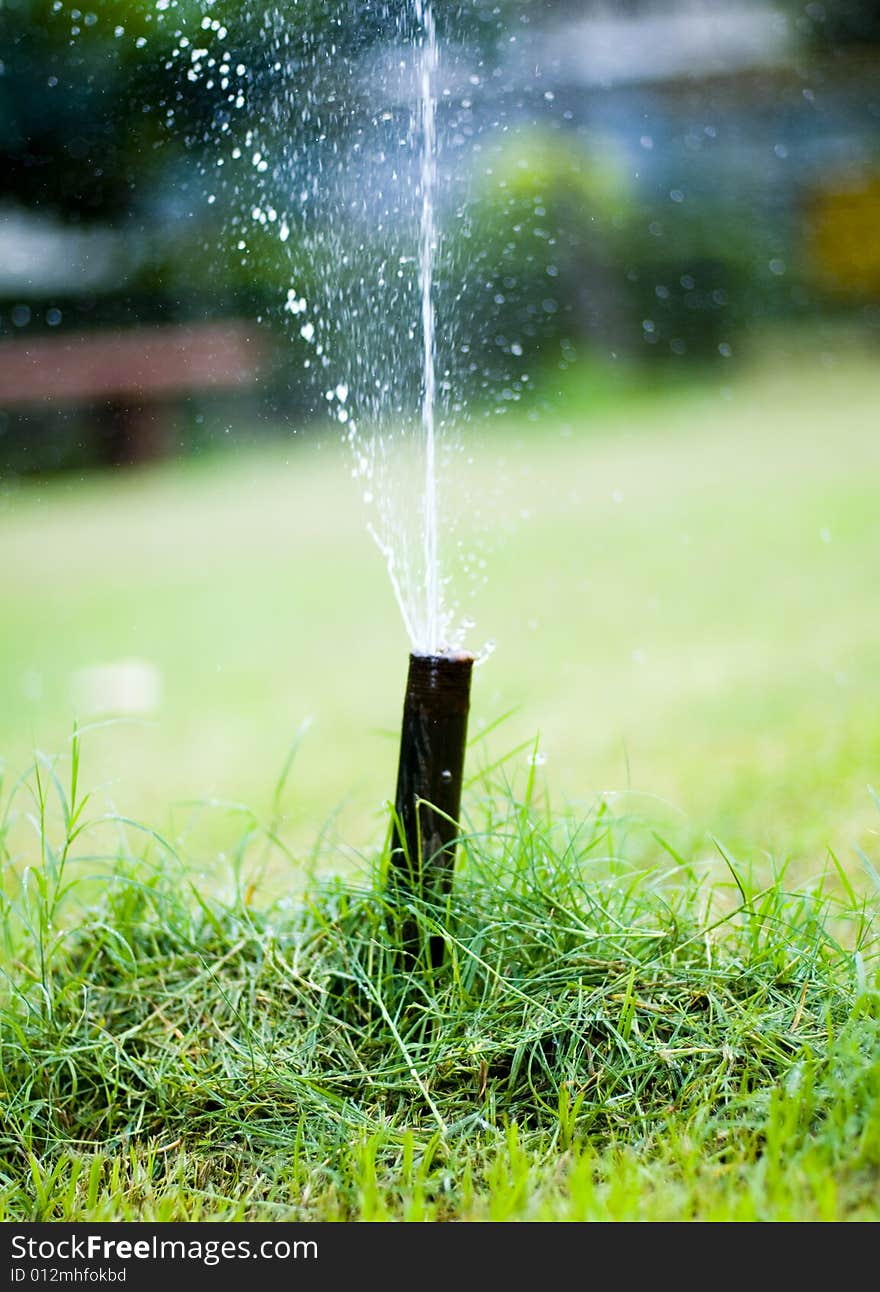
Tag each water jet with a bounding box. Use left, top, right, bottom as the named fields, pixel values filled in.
left=390, top=649, right=474, bottom=967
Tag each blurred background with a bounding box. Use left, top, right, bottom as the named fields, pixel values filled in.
left=1, top=0, right=878, bottom=879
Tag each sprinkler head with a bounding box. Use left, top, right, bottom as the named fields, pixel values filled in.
left=390, top=649, right=474, bottom=967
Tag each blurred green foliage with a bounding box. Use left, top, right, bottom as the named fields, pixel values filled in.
left=0, top=0, right=878, bottom=472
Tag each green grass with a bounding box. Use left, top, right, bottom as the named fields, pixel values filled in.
left=1, top=729, right=878, bottom=1221
left=1, top=351, right=879, bottom=877
left=2, top=349, right=880, bottom=1220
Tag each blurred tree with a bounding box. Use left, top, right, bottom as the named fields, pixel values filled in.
left=456, top=128, right=634, bottom=391
left=1, top=0, right=877, bottom=473
left=0, top=0, right=528, bottom=326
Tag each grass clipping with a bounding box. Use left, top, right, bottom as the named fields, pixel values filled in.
left=1, top=742, right=879, bottom=1217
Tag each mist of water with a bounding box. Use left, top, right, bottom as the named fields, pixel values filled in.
left=143, top=1, right=559, bottom=657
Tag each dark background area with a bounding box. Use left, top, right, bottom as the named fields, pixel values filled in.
left=1, top=0, right=878, bottom=474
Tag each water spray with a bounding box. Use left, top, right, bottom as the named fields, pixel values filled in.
left=389, top=649, right=473, bottom=967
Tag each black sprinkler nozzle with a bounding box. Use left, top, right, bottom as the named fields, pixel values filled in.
left=389, top=650, right=474, bottom=967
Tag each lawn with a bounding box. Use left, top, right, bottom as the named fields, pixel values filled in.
left=2, top=349, right=879, bottom=876
left=1, top=349, right=879, bottom=1224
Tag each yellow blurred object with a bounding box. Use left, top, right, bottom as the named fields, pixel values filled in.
left=805, top=172, right=880, bottom=297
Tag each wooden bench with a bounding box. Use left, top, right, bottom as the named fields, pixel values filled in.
left=0, top=321, right=265, bottom=465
